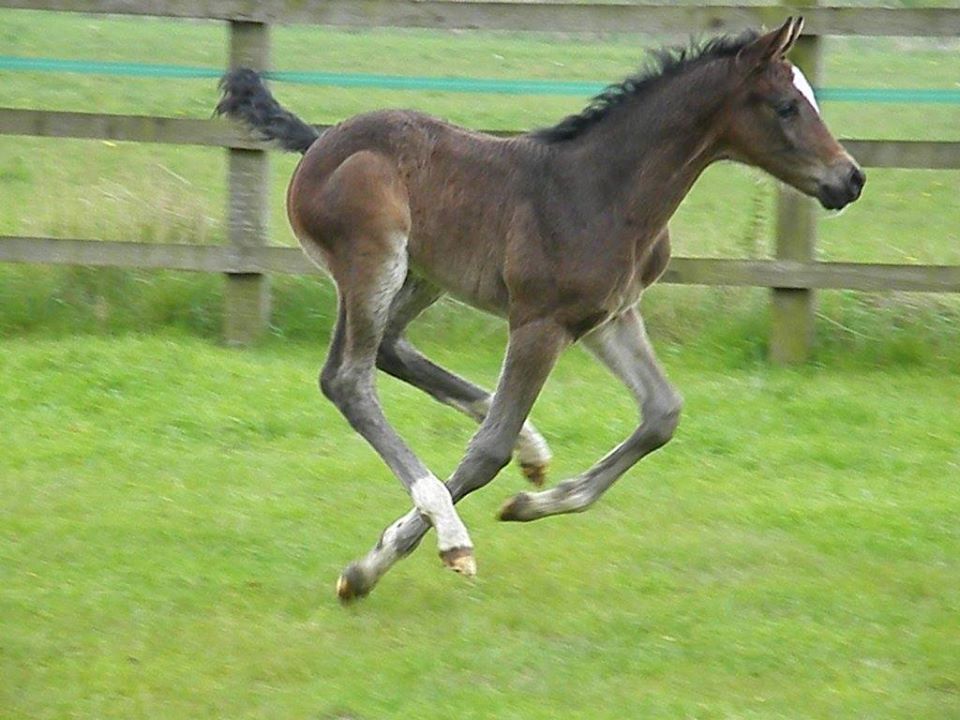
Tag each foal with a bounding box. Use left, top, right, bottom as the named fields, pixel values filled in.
left=216, top=17, right=865, bottom=601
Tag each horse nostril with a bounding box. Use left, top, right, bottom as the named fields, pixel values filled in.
left=849, top=166, right=866, bottom=192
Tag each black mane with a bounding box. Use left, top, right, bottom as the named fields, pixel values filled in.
left=531, top=30, right=759, bottom=143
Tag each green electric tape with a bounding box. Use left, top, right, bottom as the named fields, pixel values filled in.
left=2, top=55, right=959, bottom=103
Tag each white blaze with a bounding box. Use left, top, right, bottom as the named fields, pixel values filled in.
left=791, top=65, right=820, bottom=115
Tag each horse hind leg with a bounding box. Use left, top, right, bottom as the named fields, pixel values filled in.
left=306, top=156, right=474, bottom=599
left=376, top=275, right=553, bottom=485
left=322, top=246, right=476, bottom=597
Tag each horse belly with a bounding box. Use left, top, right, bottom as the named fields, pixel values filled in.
left=407, top=232, right=510, bottom=317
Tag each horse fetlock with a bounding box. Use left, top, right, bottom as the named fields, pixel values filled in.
left=470, top=443, right=513, bottom=479
left=452, top=445, right=512, bottom=496
left=409, top=474, right=454, bottom=518
left=500, top=479, right=594, bottom=522
left=410, top=475, right=472, bottom=552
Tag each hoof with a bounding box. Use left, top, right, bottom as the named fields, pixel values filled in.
left=439, top=546, right=476, bottom=577
left=336, top=563, right=373, bottom=604
left=498, top=492, right=535, bottom=522
left=520, top=461, right=548, bottom=487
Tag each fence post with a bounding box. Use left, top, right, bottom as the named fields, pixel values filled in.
left=224, top=21, right=271, bottom=346
left=770, top=31, right=821, bottom=364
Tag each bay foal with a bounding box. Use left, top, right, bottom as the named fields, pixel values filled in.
left=216, top=17, right=865, bottom=601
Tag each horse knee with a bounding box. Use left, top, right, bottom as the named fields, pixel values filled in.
left=319, top=363, right=341, bottom=403
left=645, top=394, right=683, bottom=449
left=320, top=362, right=362, bottom=407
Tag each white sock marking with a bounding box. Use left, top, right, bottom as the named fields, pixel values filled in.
left=791, top=65, right=820, bottom=115
left=410, top=475, right=471, bottom=551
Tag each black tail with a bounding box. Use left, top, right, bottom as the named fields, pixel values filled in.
left=215, top=68, right=320, bottom=154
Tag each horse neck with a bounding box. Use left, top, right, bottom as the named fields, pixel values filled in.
left=558, top=62, right=732, bottom=235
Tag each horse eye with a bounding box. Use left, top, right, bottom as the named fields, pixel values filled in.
left=776, top=101, right=799, bottom=119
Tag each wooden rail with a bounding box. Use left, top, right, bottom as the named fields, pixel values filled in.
left=4, top=238, right=958, bottom=293
left=2, top=109, right=960, bottom=169
left=3, top=1, right=960, bottom=36
left=1, top=1, right=959, bottom=358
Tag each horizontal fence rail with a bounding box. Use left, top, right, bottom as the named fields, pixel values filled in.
left=3, top=238, right=958, bottom=293
left=3, top=109, right=960, bottom=169
left=0, top=108, right=262, bottom=149
left=3, top=1, right=960, bottom=36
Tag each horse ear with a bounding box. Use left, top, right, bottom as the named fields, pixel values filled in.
left=738, top=17, right=804, bottom=69
left=785, top=16, right=805, bottom=52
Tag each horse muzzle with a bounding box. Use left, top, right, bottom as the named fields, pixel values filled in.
left=816, top=163, right=866, bottom=211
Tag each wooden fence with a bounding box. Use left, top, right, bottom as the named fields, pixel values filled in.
left=1, top=1, right=959, bottom=360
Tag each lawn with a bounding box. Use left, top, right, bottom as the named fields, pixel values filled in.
left=1, top=330, right=958, bottom=718
left=1, top=6, right=959, bottom=719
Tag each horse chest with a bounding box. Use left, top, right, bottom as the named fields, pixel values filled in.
left=589, top=228, right=670, bottom=306
left=556, top=228, right=670, bottom=337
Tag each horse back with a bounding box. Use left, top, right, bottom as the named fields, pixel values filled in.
left=288, top=110, right=543, bottom=315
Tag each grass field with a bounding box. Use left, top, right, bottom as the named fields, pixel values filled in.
left=2, top=330, right=959, bottom=718
left=2, top=7, right=960, bottom=719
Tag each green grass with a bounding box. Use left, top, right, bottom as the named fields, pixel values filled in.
left=2, top=330, right=958, bottom=718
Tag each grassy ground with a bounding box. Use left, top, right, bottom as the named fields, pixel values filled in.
left=2, top=330, right=958, bottom=719
left=1, top=10, right=959, bottom=718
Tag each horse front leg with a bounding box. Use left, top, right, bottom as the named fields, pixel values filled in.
left=336, top=318, right=570, bottom=602
left=499, top=308, right=682, bottom=522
